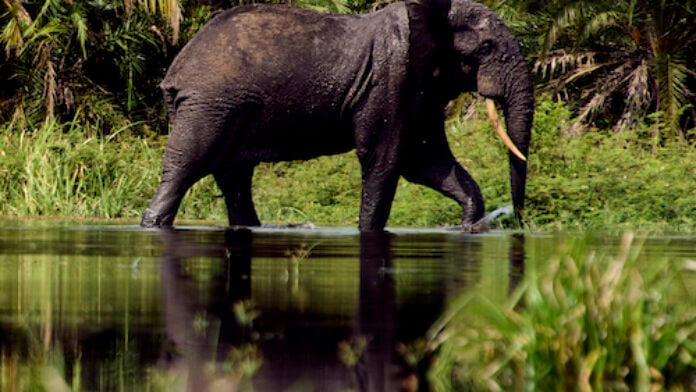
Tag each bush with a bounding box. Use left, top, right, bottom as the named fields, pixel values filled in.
left=526, top=96, right=696, bottom=231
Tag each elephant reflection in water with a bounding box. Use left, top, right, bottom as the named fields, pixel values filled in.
left=157, top=229, right=525, bottom=391
left=159, top=229, right=256, bottom=391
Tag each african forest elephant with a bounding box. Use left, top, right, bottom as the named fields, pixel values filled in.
left=141, top=0, right=534, bottom=231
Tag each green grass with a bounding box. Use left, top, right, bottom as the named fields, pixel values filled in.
left=0, top=119, right=164, bottom=219
left=1, top=96, right=696, bottom=231
left=426, top=232, right=696, bottom=391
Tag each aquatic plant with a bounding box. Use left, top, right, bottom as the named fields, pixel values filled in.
left=233, top=299, right=260, bottom=328
left=427, top=232, right=696, bottom=391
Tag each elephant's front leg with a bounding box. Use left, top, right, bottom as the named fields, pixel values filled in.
left=357, top=162, right=400, bottom=231
left=402, top=137, right=486, bottom=232
left=354, top=117, right=403, bottom=232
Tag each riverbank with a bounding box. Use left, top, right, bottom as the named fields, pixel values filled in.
left=2, top=97, right=695, bottom=232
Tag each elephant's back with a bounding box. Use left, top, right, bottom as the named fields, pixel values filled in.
left=162, top=5, right=361, bottom=93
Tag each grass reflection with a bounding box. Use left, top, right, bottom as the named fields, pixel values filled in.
left=0, top=252, right=162, bottom=391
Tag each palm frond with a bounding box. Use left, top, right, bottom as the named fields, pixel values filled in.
left=2, top=15, right=25, bottom=57
left=616, top=59, right=651, bottom=130
left=536, top=0, right=696, bottom=133
left=70, top=7, right=89, bottom=58
left=582, top=11, right=620, bottom=42
left=655, top=53, right=691, bottom=130
left=626, top=0, right=637, bottom=27
left=42, top=53, right=57, bottom=120
left=127, top=0, right=182, bottom=44
left=543, top=1, right=594, bottom=55
left=1, top=0, right=32, bottom=56
left=534, top=50, right=597, bottom=80
left=556, top=61, right=608, bottom=94
left=570, top=63, right=632, bottom=131
left=21, top=21, right=70, bottom=58
left=23, top=0, right=64, bottom=37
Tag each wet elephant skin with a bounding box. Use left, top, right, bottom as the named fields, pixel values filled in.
left=142, top=0, right=534, bottom=231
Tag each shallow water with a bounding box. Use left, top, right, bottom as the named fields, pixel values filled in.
left=0, top=223, right=695, bottom=390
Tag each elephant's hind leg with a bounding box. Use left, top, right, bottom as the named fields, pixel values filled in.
left=141, top=100, right=227, bottom=227
left=213, top=165, right=261, bottom=227
left=141, top=140, right=210, bottom=227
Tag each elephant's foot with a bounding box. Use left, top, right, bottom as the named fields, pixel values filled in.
left=449, top=205, right=514, bottom=233
left=448, top=220, right=490, bottom=233
left=140, top=208, right=175, bottom=228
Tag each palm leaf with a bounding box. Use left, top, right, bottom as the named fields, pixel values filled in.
left=536, top=0, right=696, bottom=133
left=2, top=15, right=24, bottom=57
left=1, top=0, right=32, bottom=56
left=581, top=11, right=620, bottom=42
left=616, top=59, right=651, bottom=130
left=21, top=22, right=69, bottom=56
left=70, top=6, right=89, bottom=58
left=655, top=53, right=691, bottom=131
left=543, top=1, right=595, bottom=55
left=127, top=0, right=182, bottom=44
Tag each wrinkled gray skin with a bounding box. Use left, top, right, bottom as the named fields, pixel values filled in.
left=141, top=0, right=534, bottom=231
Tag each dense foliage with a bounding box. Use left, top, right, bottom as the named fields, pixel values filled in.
left=529, top=0, right=696, bottom=135
left=1, top=0, right=170, bottom=132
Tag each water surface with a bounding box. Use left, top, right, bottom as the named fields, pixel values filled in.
left=1, top=223, right=694, bottom=390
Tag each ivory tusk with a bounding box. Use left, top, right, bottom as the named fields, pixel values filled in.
left=484, top=98, right=527, bottom=162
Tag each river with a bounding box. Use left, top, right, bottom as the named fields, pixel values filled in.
left=1, top=222, right=695, bottom=390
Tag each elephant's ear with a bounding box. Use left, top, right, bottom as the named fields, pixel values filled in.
left=406, top=0, right=452, bottom=80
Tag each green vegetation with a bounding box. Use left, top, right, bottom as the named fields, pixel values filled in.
left=527, top=97, right=696, bottom=232
left=519, top=0, right=696, bottom=134
left=3, top=228, right=696, bottom=390
left=427, top=233, right=696, bottom=390
left=0, top=0, right=177, bottom=132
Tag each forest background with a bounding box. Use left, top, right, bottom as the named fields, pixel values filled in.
left=1, top=0, right=695, bottom=231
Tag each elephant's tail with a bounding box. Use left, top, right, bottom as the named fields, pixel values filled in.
left=161, top=84, right=178, bottom=124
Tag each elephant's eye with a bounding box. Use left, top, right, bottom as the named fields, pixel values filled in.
left=477, top=40, right=494, bottom=57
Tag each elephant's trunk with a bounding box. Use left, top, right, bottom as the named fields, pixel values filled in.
left=500, top=60, right=534, bottom=226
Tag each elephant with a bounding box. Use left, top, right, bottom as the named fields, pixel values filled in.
left=141, top=0, right=534, bottom=232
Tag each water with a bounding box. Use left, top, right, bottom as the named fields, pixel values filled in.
left=1, top=223, right=695, bottom=391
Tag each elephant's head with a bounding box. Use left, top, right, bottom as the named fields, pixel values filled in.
left=409, top=0, right=534, bottom=225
